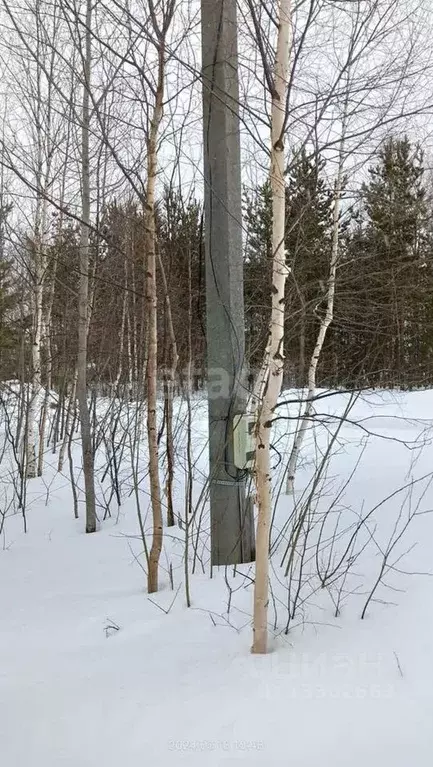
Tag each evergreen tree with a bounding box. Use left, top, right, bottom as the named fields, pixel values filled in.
left=0, top=201, right=19, bottom=376
left=344, top=136, right=432, bottom=385
left=49, top=218, right=80, bottom=388
left=284, top=150, right=334, bottom=384
left=243, top=180, right=272, bottom=372
left=157, top=187, right=204, bottom=385
left=244, top=149, right=335, bottom=383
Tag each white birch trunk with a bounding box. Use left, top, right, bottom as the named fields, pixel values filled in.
left=130, top=258, right=139, bottom=398
left=146, top=48, right=165, bottom=593
left=285, top=101, right=349, bottom=494
left=37, top=261, right=56, bottom=477
left=39, top=54, right=72, bottom=473
left=27, top=0, right=58, bottom=478
left=252, top=0, right=292, bottom=654
left=27, top=189, right=47, bottom=478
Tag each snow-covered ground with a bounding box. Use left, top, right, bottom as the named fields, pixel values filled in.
left=1, top=388, right=433, bottom=765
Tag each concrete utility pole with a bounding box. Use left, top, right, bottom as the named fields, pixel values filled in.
left=201, top=0, right=255, bottom=565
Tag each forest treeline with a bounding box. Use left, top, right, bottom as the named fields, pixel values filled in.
left=1, top=135, right=432, bottom=394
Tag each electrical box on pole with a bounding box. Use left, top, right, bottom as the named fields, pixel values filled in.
left=233, top=414, right=256, bottom=470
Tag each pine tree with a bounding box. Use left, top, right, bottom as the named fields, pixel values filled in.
left=243, top=181, right=272, bottom=373
left=284, top=150, right=334, bottom=384
left=243, top=150, right=335, bottom=383
left=349, top=136, right=430, bottom=385
left=157, top=187, right=204, bottom=385
left=0, top=201, right=19, bottom=376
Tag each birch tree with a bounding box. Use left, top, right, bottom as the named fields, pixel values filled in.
left=143, top=0, right=176, bottom=593
left=20, top=0, right=60, bottom=478
left=252, top=0, right=292, bottom=655
left=285, top=86, right=350, bottom=493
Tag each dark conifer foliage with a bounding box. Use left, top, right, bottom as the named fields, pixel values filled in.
left=2, top=138, right=433, bottom=392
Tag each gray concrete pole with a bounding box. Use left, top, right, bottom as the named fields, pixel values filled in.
left=201, top=0, right=255, bottom=565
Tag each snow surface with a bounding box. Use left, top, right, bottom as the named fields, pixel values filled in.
left=1, top=389, right=433, bottom=765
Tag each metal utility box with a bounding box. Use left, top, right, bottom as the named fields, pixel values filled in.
left=233, top=414, right=256, bottom=470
